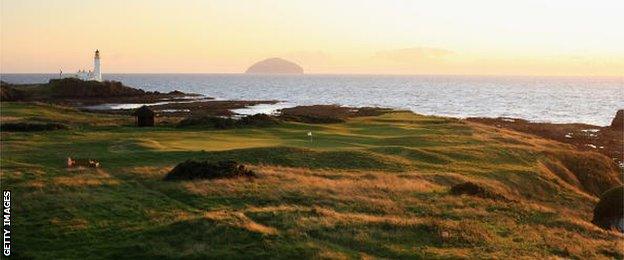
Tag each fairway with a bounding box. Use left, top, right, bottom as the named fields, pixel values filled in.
left=1, top=102, right=622, bottom=259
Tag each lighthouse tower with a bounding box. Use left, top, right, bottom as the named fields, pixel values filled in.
left=93, top=49, right=102, bottom=82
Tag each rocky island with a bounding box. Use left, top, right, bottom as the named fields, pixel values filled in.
left=245, top=57, right=304, bottom=74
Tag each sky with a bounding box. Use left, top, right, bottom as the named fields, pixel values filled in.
left=1, top=0, right=623, bottom=76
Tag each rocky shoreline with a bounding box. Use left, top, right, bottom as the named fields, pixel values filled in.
left=467, top=114, right=623, bottom=169
left=1, top=79, right=279, bottom=117
left=87, top=99, right=280, bottom=118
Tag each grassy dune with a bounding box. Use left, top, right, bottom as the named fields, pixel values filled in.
left=1, top=102, right=622, bottom=259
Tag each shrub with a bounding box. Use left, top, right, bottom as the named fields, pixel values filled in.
left=1, top=122, right=68, bottom=132
left=592, top=185, right=624, bottom=232
left=164, top=160, right=256, bottom=181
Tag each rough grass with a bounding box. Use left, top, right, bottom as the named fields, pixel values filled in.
left=1, top=102, right=622, bottom=259
left=1, top=121, right=68, bottom=132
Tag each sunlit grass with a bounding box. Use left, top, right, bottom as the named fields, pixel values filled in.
left=1, top=102, right=622, bottom=259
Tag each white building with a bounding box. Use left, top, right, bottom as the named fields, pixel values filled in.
left=69, top=50, right=102, bottom=82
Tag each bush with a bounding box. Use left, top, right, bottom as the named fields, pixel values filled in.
left=164, top=160, right=256, bottom=181
left=592, top=185, right=624, bottom=232
left=1, top=122, right=68, bottom=132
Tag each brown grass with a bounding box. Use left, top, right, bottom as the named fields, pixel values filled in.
left=53, top=169, right=120, bottom=187
left=50, top=217, right=89, bottom=231
left=170, top=162, right=624, bottom=258
left=203, top=210, right=278, bottom=235
left=129, top=166, right=172, bottom=177
left=309, top=206, right=426, bottom=226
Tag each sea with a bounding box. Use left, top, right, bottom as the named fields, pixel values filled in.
left=1, top=73, right=623, bottom=126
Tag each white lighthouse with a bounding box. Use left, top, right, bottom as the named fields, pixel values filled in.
left=93, top=49, right=102, bottom=82
left=71, top=50, right=103, bottom=82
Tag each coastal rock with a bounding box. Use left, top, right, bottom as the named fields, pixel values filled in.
left=48, top=78, right=145, bottom=98
left=592, top=185, right=624, bottom=233
left=278, top=105, right=394, bottom=124
left=610, top=110, right=623, bottom=130
left=245, top=58, right=304, bottom=74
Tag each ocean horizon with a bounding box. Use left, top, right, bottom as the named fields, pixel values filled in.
left=2, top=73, right=623, bottom=126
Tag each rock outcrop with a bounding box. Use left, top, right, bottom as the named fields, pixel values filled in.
left=245, top=58, right=303, bottom=74
left=610, top=110, right=623, bottom=130
left=48, top=78, right=145, bottom=98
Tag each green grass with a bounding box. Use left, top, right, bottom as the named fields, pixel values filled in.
left=1, top=102, right=622, bottom=259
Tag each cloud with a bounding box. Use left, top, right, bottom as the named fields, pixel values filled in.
left=374, top=47, right=455, bottom=64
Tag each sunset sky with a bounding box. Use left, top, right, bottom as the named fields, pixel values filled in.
left=2, top=0, right=623, bottom=76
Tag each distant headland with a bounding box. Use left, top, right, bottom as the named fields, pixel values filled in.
left=245, top=58, right=304, bottom=74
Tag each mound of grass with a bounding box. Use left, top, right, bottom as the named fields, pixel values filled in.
left=1, top=102, right=130, bottom=127
left=164, top=160, right=256, bottom=181
left=369, top=146, right=451, bottom=165
left=450, top=182, right=510, bottom=201
left=178, top=114, right=279, bottom=129
left=546, top=151, right=621, bottom=196
left=592, top=185, right=624, bottom=232
left=0, top=122, right=68, bottom=132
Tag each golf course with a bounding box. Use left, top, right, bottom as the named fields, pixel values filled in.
left=1, top=102, right=622, bottom=259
